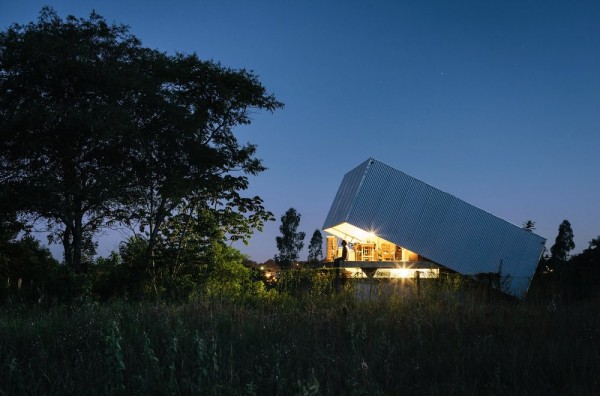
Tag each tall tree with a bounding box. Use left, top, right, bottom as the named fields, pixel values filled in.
left=0, top=8, right=282, bottom=272
left=307, top=229, right=323, bottom=263
left=550, top=219, right=575, bottom=262
left=275, top=208, right=305, bottom=269
left=123, top=53, right=280, bottom=273
left=0, top=8, right=159, bottom=271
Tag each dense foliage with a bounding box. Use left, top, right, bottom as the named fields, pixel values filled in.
left=532, top=234, right=600, bottom=302
left=307, top=229, right=324, bottom=264
left=550, top=219, right=575, bottom=263
left=275, top=208, right=305, bottom=269
left=0, top=7, right=282, bottom=274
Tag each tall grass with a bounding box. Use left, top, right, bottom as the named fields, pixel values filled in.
left=1, top=281, right=598, bottom=395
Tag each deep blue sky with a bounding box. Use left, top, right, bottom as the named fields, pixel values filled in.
left=2, top=1, right=599, bottom=262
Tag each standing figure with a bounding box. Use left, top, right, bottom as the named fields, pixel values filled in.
left=333, top=240, right=347, bottom=292
left=334, top=240, right=347, bottom=267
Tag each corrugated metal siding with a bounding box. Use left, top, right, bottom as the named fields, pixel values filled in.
left=322, top=158, right=546, bottom=297
left=322, top=159, right=372, bottom=229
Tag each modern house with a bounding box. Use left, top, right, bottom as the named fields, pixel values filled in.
left=322, top=158, right=546, bottom=298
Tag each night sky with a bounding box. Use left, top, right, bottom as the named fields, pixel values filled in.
left=2, top=1, right=599, bottom=263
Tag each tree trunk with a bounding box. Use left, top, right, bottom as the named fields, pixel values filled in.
left=72, top=214, right=83, bottom=272
left=62, top=223, right=73, bottom=268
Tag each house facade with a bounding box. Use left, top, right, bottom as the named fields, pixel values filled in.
left=322, top=158, right=546, bottom=298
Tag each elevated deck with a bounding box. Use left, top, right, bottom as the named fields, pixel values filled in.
left=333, top=260, right=443, bottom=279
left=338, top=260, right=441, bottom=269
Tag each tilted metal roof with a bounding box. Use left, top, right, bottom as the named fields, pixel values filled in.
left=323, top=158, right=546, bottom=297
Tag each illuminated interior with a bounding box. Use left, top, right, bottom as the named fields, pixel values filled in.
left=374, top=268, right=439, bottom=279
left=341, top=267, right=440, bottom=279
left=323, top=222, right=375, bottom=244
left=324, top=222, right=440, bottom=279
left=324, top=222, right=419, bottom=263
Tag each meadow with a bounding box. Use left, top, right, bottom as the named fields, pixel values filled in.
left=1, top=275, right=599, bottom=395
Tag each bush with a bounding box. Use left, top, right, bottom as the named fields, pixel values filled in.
left=0, top=236, right=60, bottom=304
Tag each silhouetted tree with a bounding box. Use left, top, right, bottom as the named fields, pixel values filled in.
left=275, top=208, right=305, bottom=269
left=522, top=220, right=536, bottom=231
left=0, top=7, right=147, bottom=271
left=307, top=229, right=323, bottom=264
left=566, top=235, right=600, bottom=300
left=550, top=220, right=575, bottom=262
left=536, top=219, right=576, bottom=298
left=123, top=54, right=280, bottom=274
left=0, top=7, right=282, bottom=273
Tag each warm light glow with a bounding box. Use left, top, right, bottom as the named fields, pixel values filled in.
left=375, top=268, right=439, bottom=279
left=323, top=222, right=372, bottom=243
left=324, top=222, right=424, bottom=265
left=324, top=223, right=387, bottom=245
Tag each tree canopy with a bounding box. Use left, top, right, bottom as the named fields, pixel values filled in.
left=550, top=219, right=575, bottom=262
left=275, top=208, right=305, bottom=269
left=307, top=229, right=323, bottom=263
left=0, top=7, right=282, bottom=272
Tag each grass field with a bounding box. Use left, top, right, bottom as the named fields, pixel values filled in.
left=1, top=280, right=599, bottom=395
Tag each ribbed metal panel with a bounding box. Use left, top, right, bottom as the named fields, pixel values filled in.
left=322, top=158, right=546, bottom=298
left=322, top=159, right=372, bottom=229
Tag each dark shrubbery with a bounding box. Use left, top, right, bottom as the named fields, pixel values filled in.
left=1, top=286, right=598, bottom=395
left=0, top=235, right=60, bottom=304
left=1, top=236, right=268, bottom=304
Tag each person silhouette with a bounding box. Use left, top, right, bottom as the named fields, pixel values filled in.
left=333, top=240, right=347, bottom=268
left=333, top=240, right=347, bottom=292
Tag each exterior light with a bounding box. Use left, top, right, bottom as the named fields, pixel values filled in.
left=376, top=268, right=440, bottom=279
